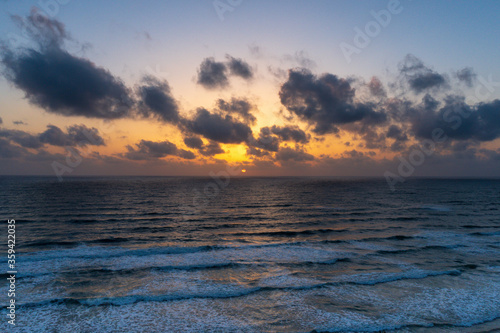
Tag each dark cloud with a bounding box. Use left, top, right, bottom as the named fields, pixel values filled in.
left=137, top=76, right=179, bottom=123
left=11, top=8, right=68, bottom=48
left=0, top=138, right=26, bottom=158
left=275, top=147, right=314, bottom=162
left=279, top=68, right=386, bottom=134
left=196, top=56, right=253, bottom=89
left=270, top=125, right=309, bottom=143
left=199, top=141, right=225, bottom=156
left=66, top=124, right=105, bottom=146
left=409, top=73, right=447, bottom=93
left=0, top=128, right=43, bottom=148
left=183, top=136, right=225, bottom=156
left=184, top=108, right=252, bottom=144
left=0, top=117, right=3, bottom=124
left=249, top=127, right=280, bottom=152
left=1, top=11, right=133, bottom=119
left=39, top=124, right=105, bottom=146
left=38, top=125, right=68, bottom=146
left=410, top=95, right=500, bottom=142
left=368, top=76, right=386, bottom=97
left=123, top=139, right=194, bottom=160
left=13, top=120, right=26, bottom=125
left=456, top=67, right=476, bottom=88
left=386, top=125, right=408, bottom=142
left=1, top=48, right=132, bottom=119
left=399, top=54, right=448, bottom=93
left=196, top=58, right=228, bottom=89
left=386, top=125, right=408, bottom=151
left=226, top=55, right=253, bottom=79
left=183, top=136, right=204, bottom=149
left=246, top=146, right=270, bottom=158
left=177, top=149, right=196, bottom=160
left=0, top=124, right=105, bottom=149
left=216, top=97, right=256, bottom=124
left=246, top=125, right=309, bottom=155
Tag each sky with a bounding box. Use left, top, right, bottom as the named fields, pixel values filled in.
left=1, top=0, right=500, bottom=179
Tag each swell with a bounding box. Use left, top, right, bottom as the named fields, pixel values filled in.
left=21, top=232, right=444, bottom=263
left=312, top=315, right=500, bottom=333
left=16, top=269, right=461, bottom=308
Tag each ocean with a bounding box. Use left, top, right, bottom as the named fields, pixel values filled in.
left=1, top=176, right=499, bottom=332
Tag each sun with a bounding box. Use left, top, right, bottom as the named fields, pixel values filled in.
left=241, top=169, right=247, bottom=173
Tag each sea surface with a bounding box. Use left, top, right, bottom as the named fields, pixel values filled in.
left=1, top=176, right=499, bottom=332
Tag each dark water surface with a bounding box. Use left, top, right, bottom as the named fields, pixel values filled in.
left=1, top=177, right=499, bottom=332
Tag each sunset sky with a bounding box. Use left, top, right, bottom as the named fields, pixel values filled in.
left=1, top=0, right=500, bottom=177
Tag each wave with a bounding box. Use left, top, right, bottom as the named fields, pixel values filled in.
left=20, top=231, right=437, bottom=264
left=231, top=228, right=347, bottom=237
left=469, top=231, right=500, bottom=236
left=310, top=315, right=500, bottom=333
left=461, top=224, right=500, bottom=229
left=375, top=245, right=458, bottom=255
left=420, top=204, right=452, bottom=212
left=16, top=269, right=462, bottom=309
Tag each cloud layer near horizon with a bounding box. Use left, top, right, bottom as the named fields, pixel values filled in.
left=1, top=10, right=500, bottom=177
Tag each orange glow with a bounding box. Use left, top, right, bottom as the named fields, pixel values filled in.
left=241, top=169, right=247, bottom=173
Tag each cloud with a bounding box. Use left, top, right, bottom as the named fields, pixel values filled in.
left=0, top=124, right=105, bottom=149
left=0, top=138, right=27, bottom=158
left=456, top=67, right=476, bottom=87
left=13, top=120, right=26, bottom=125
left=275, top=146, right=314, bottom=162
left=196, top=57, right=228, bottom=89
left=386, top=125, right=408, bottom=151
left=0, top=117, right=2, bottom=124
left=39, top=124, right=105, bottom=146
left=226, top=55, right=253, bottom=79
left=282, top=50, right=316, bottom=69
left=1, top=11, right=133, bottom=119
left=183, top=136, right=225, bottom=156
left=183, top=108, right=252, bottom=144
left=196, top=56, right=254, bottom=89
left=368, top=76, right=386, bottom=97
left=177, top=149, right=196, bottom=160
left=409, top=95, right=500, bottom=142
left=65, top=124, right=105, bottom=146
left=249, top=127, right=280, bottom=152
left=11, top=8, right=68, bottom=48
left=183, top=136, right=204, bottom=149
left=386, top=125, right=408, bottom=142
left=123, top=139, right=194, bottom=160
left=279, top=68, right=386, bottom=134
left=0, top=128, right=43, bottom=148
left=216, top=97, right=256, bottom=124
left=399, top=54, right=448, bottom=93
left=199, top=141, right=225, bottom=156
left=137, top=76, right=179, bottom=123
left=246, top=146, right=270, bottom=157
left=270, top=125, right=309, bottom=143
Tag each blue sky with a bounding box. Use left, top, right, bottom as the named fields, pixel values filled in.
left=1, top=0, right=500, bottom=177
